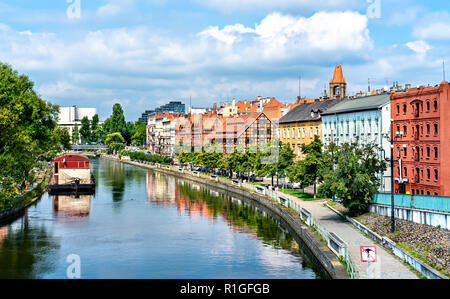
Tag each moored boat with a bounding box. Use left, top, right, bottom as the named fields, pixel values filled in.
left=47, top=153, right=95, bottom=194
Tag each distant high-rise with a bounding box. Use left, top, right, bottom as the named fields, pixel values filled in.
left=139, top=101, right=185, bottom=122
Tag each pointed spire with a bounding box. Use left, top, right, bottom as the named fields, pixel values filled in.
left=330, top=65, right=346, bottom=84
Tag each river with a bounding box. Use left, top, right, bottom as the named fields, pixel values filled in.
left=0, top=158, right=321, bottom=279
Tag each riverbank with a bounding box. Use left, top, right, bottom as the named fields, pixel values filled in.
left=0, top=168, right=51, bottom=225
left=96, top=154, right=349, bottom=279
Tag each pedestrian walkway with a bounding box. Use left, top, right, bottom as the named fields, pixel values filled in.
left=280, top=193, right=419, bottom=279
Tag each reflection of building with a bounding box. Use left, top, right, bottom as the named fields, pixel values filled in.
left=53, top=195, right=91, bottom=216
left=0, top=226, right=7, bottom=243
left=391, top=81, right=450, bottom=196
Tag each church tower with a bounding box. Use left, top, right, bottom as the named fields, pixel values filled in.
left=329, top=65, right=347, bottom=99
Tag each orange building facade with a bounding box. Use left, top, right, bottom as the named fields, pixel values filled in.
left=391, top=81, right=450, bottom=196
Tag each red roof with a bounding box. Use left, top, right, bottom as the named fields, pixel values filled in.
left=54, top=154, right=89, bottom=163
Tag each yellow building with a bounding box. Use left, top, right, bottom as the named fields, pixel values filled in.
left=278, top=100, right=341, bottom=159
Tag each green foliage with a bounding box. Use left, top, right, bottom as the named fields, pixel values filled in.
left=131, top=121, right=146, bottom=146
left=289, top=136, right=331, bottom=197
left=105, top=132, right=125, bottom=154
left=72, top=123, right=80, bottom=144
left=319, top=140, right=387, bottom=216
left=79, top=116, right=91, bottom=144
left=124, top=151, right=173, bottom=165
left=0, top=62, right=59, bottom=208
left=52, top=127, right=72, bottom=150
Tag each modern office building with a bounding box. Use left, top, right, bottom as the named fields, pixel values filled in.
left=58, top=106, right=98, bottom=143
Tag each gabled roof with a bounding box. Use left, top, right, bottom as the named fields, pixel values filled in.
left=279, top=99, right=344, bottom=124
left=321, top=93, right=390, bottom=116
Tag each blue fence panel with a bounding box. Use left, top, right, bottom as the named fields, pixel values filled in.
left=372, top=193, right=450, bottom=213
left=413, top=195, right=450, bottom=213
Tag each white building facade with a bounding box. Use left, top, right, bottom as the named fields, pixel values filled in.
left=321, top=94, right=392, bottom=193
left=58, top=106, right=98, bottom=143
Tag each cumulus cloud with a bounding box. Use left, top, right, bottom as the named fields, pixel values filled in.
left=406, top=40, right=432, bottom=55
left=412, top=12, right=450, bottom=40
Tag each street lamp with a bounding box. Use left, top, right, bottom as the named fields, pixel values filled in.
left=382, top=121, right=405, bottom=233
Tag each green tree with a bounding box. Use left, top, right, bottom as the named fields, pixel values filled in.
left=105, top=132, right=125, bottom=154
left=0, top=62, right=59, bottom=203
left=90, top=114, right=100, bottom=142
left=52, top=127, right=72, bottom=151
left=289, top=136, right=331, bottom=198
left=131, top=121, right=146, bottom=146
left=319, top=141, right=387, bottom=216
left=109, top=103, right=126, bottom=135
left=72, top=123, right=80, bottom=144
left=79, top=116, right=91, bottom=144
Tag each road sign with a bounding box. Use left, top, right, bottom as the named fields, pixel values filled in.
left=360, top=246, right=377, bottom=263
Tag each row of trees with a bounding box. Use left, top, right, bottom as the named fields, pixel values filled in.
left=123, top=150, right=173, bottom=165
left=72, top=103, right=147, bottom=146
left=176, top=136, right=386, bottom=216
left=0, top=63, right=72, bottom=209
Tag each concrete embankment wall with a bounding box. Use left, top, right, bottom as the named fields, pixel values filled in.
left=117, top=159, right=348, bottom=279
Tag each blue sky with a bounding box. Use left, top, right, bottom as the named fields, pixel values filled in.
left=0, top=0, right=449, bottom=120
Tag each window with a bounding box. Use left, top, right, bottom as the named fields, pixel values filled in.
left=404, top=167, right=408, bottom=177
left=435, top=169, right=439, bottom=180
left=427, top=147, right=430, bottom=158
left=396, top=104, right=400, bottom=114
left=403, top=126, right=407, bottom=136
left=404, top=147, right=407, bottom=157
left=403, top=104, right=407, bottom=114
left=426, top=124, right=430, bottom=135
left=426, top=101, right=430, bottom=111
left=434, top=124, right=438, bottom=135
left=434, top=100, right=438, bottom=111
left=427, top=169, right=431, bottom=180
left=435, top=147, right=438, bottom=159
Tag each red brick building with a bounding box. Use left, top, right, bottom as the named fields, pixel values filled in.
left=391, top=81, right=450, bottom=196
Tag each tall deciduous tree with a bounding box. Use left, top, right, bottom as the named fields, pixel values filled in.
left=319, top=141, right=386, bottom=216
left=72, top=123, right=80, bottom=144
left=0, top=62, right=59, bottom=204
left=79, top=116, right=91, bottom=144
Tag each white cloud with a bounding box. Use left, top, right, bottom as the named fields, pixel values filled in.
left=406, top=40, right=432, bottom=55
left=412, top=12, right=450, bottom=40
left=98, top=4, right=121, bottom=17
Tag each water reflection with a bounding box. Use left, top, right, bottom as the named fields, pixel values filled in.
left=0, top=221, right=59, bottom=279
left=146, top=172, right=301, bottom=254
left=53, top=194, right=91, bottom=217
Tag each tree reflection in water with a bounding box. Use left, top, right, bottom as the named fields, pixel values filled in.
left=0, top=215, right=59, bottom=279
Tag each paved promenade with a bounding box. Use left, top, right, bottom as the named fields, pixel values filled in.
left=277, top=192, right=419, bottom=279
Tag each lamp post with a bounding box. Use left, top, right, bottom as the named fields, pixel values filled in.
left=382, top=122, right=404, bottom=233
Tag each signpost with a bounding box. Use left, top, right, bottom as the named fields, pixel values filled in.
left=360, top=246, right=377, bottom=263
left=361, top=246, right=377, bottom=278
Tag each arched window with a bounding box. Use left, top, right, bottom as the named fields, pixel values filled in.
left=434, top=99, right=438, bottom=111
left=426, top=101, right=430, bottom=111
left=435, top=169, right=439, bottom=180
left=434, top=147, right=438, bottom=159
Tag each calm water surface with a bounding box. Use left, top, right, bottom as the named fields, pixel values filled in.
left=0, top=158, right=320, bottom=279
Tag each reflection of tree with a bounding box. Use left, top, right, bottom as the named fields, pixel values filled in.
left=176, top=181, right=295, bottom=250
left=102, top=159, right=125, bottom=202
left=0, top=225, right=60, bottom=279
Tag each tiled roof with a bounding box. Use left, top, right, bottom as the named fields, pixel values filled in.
left=279, top=99, right=344, bottom=124
left=321, top=93, right=390, bottom=116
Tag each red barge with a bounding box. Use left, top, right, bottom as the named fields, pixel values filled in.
left=47, top=153, right=95, bottom=194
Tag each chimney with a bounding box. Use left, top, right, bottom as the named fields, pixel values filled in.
left=213, top=103, right=217, bottom=112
